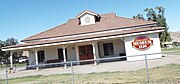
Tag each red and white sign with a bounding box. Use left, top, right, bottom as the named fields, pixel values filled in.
left=132, top=36, right=153, bottom=50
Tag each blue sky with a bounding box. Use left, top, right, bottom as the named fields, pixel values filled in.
left=0, top=0, right=180, bottom=42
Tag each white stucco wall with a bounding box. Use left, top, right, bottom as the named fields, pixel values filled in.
left=124, top=33, right=162, bottom=61
left=67, top=45, right=76, bottom=61
left=99, top=39, right=125, bottom=57
left=44, top=46, right=76, bottom=61
left=28, top=50, right=35, bottom=65
left=80, top=13, right=95, bottom=25
left=44, top=47, right=58, bottom=61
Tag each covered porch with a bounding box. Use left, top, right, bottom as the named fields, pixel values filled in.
left=5, top=38, right=126, bottom=71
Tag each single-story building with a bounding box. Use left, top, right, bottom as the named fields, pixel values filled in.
left=2, top=10, right=164, bottom=71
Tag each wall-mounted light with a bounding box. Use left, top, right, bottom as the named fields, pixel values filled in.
left=72, top=47, right=74, bottom=49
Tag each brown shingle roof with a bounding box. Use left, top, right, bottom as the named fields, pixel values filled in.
left=21, top=12, right=156, bottom=42
left=3, top=27, right=163, bottom=49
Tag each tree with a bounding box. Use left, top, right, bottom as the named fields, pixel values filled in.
left=133, top=6, right=171, bottom=45
left=0, top=37, right=19, bottom=61
left=5, top=37, right=18, bottom=46
left=144, top=6, right=171, bottom=44
left=0, top=40, right=5, bottom=60
left=132, top=14, right=145, bottom=20
left=5, top=38, right=19, bottom=58
left=144, top=8, right=157, bottom=21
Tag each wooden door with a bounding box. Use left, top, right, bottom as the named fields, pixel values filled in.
left=78, top=45, right=93, bottom=60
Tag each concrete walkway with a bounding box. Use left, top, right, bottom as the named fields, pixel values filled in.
left=0, top=54, right=180, bottom=79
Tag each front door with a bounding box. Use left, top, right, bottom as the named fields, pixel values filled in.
left=78, top=45, right=93, bottom=61
left=37, top=50, right=45, bottom=63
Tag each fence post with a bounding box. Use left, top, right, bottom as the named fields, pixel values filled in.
left=5, top=65, right=8, bottom=84
left=144, top=55, right=150, bottom=83
left=71, top=62, right=74, bottom=84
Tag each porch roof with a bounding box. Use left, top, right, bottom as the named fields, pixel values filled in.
left=2, top=27, right=164, bottom=51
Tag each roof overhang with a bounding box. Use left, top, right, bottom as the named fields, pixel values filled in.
left=2, top=29, right=164, bottom=51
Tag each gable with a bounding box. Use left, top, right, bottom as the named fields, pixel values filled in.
left=80, top=13, right=96, bottom=25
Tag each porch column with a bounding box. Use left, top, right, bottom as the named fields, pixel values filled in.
left=34, top=48, right=39, bottom=71
left=10, top=51, right=14, bottom=68
left=91, top=41, right=97, bottom=66
left=75, top=45, right=80, bottom=65
left=62, top=45, right=67, bottom=68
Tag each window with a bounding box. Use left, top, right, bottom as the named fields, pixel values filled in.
left=37, top=50, right=45, bottom=62
left=103, top=42, right=114, bottom=56
left=57, top=48, right=67, bottom=60
left=79, top=46, right=86, bottom=56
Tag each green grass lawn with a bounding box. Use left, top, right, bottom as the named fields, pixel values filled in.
left=161, top=47, right=180, bottom=51
left=162, top=47, right=180, bottom=55
left=0, top=63, right=27, bottom=69
left=1, top=64, right=180, bottom=84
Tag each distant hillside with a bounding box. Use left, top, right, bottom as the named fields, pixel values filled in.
left=170, top=31, right=180, bottom=42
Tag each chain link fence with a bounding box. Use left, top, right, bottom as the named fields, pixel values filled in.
left=0, top=50, right=180, bottom=84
